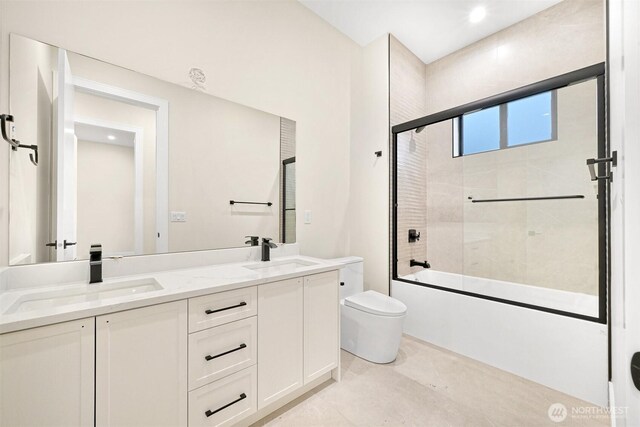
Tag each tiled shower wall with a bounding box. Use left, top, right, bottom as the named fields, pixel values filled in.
left=423, top=0, right=604, bottom=294
left=392, top=0, right=605, bottom=289
left=423, top=81, right=600, bottom=295
left=389, top=35, right=427, bottom=277
left=424, top=0, right=605, bottom=115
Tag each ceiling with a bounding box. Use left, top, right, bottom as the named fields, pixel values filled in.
left=299, top=0, right=563, bottom=64
left=75, top=122, right=136, bottom=147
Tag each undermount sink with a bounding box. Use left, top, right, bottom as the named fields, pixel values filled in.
left=4, top=278, right=164, bottom=314
left=243, top=258, right=318, bottom=274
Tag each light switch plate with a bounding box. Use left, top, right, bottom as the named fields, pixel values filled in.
left=304, top=210, right=312, bottom=224
left=171, top=211, right=187, bottom=222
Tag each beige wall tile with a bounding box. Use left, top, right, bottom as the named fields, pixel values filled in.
left=390, top=35, right=428, bottom=276
left=395, top=0, right=604, bottom=295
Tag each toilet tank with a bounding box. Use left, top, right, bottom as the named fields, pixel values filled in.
left=329, top=256, right=364, bottom=300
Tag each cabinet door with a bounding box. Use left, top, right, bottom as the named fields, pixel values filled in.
left=0, top=318, right=94, bottom=427
left=96, top=301, right=187, bottom=427
left=257, top=277, right=303, bottom=409
left=304, top=271, right=339, bottom=384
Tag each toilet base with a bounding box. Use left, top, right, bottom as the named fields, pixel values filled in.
left=340, top=302, right=405, bottom=364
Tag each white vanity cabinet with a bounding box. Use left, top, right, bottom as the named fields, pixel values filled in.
left=187, top=287, right=258, bottom=427
left=257, top=271, right=340, bottom=410
left=0, top=265, right=340, bottom=427
left=0, top=317, right=95, bottom=427
left=96, top=300, right=188, bottom=427
left=303, top=271, right=339, bottom=383
left=257, top=277, right=304, bottom=409
left=0, top=301, right=188, bottom=427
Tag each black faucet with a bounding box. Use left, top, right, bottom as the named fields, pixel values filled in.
left=410, top=259, right=430, bottom=269
left=245, top=236, right=259, bottom=246
left=261, top=238, right=277, bottom=262
left=90, top=244, right=103, bottom=284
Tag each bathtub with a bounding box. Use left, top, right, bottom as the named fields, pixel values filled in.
left=399, top=268, right=599, bottom=317
left=391, top=270, right=608, bottom=405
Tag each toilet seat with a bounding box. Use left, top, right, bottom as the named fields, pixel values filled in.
left=344, top=290, right=407, bottom=317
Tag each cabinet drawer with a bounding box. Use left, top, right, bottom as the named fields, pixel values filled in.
left=188, top=366, right=256, bottom=427
left=189, top=317, right=257, bottom=390
left=189, top=287, right=257, bottom=332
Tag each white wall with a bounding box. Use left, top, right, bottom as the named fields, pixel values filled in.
left=77, top=139, right=135, bottom=256
left=609, top=0, right=640, bottom=424
left=348, top=35, right=390, bottom=295
left=0, top=0, right=359, bottom=266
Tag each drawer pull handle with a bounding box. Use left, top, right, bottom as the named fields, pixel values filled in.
left=205, top=343, right=247, bottom=361
left=205, top=393, right=247, bottom=417
left=205, top=301, right=247, bottom=315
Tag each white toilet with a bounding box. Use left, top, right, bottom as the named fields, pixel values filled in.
left=332, top=257, right=407, bottom=364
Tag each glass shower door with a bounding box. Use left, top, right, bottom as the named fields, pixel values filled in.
left=393, top=70, right=608, bottom=322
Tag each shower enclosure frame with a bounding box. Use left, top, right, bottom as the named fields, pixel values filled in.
left=281, top=156, right=296, bottom=244
left=391, top=62, right=608, bottom=324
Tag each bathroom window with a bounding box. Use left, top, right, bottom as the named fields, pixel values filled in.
left=457, top=91, right=557, bottom=156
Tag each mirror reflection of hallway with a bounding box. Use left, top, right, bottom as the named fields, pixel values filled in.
left=8, top=34, right=296, bottom=265
left=74, top=119, right=147, bottom=258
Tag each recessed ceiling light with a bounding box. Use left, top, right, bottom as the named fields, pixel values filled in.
left=107, top=135, right=116, bottom=140
left=469, top=6, right=487, bottom=23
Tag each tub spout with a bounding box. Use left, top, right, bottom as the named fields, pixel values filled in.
left=410, top=259, right=430, bottom=269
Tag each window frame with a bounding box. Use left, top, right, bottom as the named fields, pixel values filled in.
left=281, top=156, right=296, bottom=244
left=456, top=90, right=558, bottom=157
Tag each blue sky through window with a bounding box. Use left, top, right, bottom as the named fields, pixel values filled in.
left=459, top=91, right=554, bottom=156
left=461, top=106, right=500, bottom=155
left=507, top=92, right=553, bottom=146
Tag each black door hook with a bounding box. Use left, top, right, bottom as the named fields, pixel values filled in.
left=1, top=114, right=38, bottom=166
left=0, top=114, right=19, bottom=149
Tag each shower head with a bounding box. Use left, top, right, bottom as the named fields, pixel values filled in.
left=415, top=126, right=425, bottom=134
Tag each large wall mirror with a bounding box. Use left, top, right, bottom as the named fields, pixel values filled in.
left=8, top=34, right=296, bottom=265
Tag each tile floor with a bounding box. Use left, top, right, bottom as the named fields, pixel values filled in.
left=253, top=336, right=609, bottom=427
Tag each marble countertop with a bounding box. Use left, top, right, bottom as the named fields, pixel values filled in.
left=0, top=255, right=342, bottom=334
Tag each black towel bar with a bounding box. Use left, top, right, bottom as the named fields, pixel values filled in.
left=468, top=195, right=585, bottom=203
left=230, top=200, right=272, bottom=206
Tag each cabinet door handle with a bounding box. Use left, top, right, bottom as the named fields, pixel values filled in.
left=204, top=343, right=247, bottom=361
left=205, top=301, right=246, bottom=315
left=205, top=393, right=247, bottom=417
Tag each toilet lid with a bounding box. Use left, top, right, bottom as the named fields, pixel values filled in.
left=344, top=291, right=407, bottom=316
